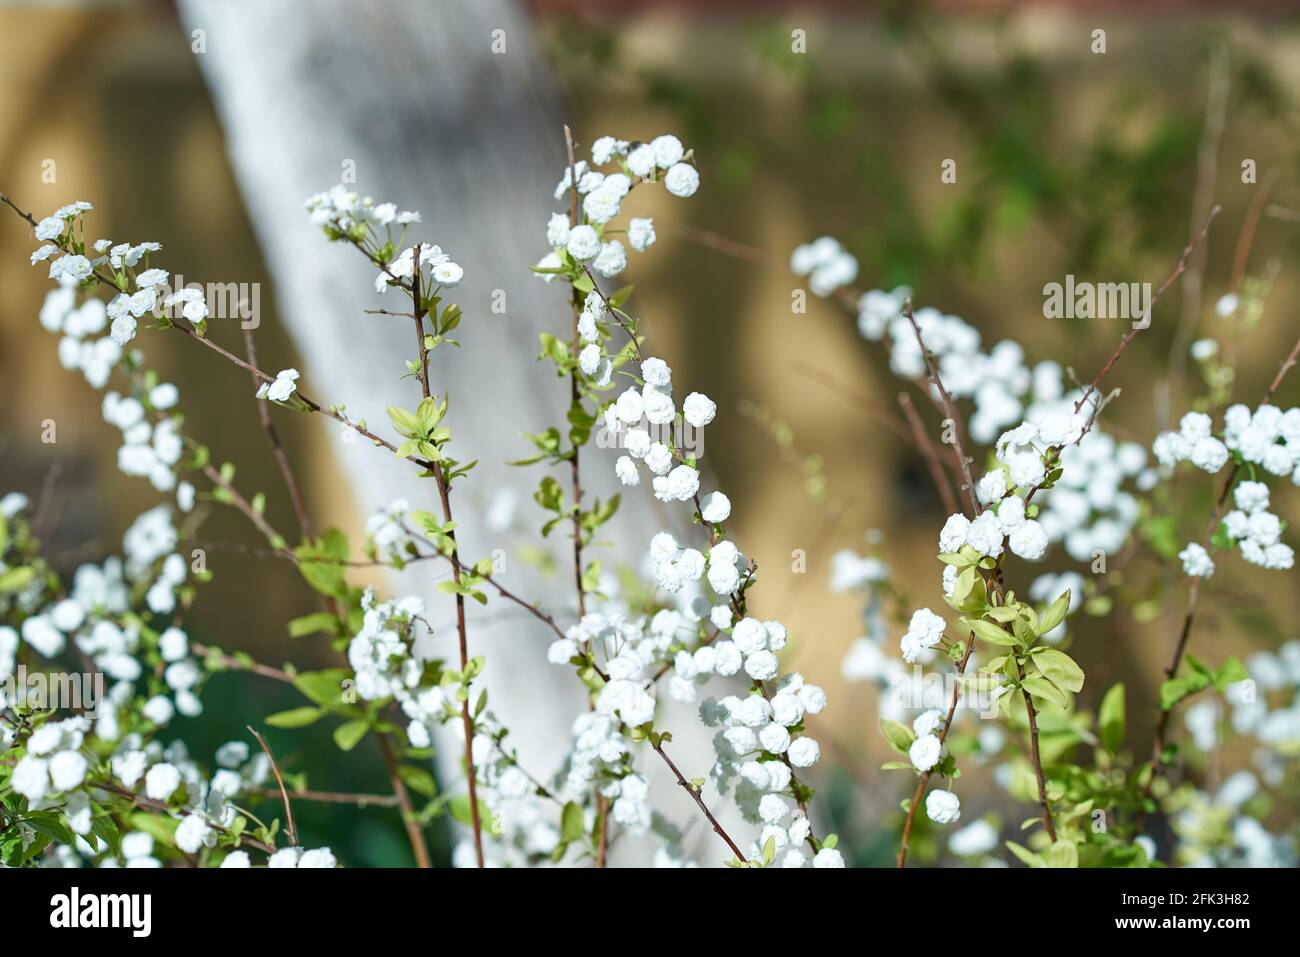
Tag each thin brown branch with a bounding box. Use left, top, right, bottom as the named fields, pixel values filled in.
left=375, top=731, right=433, bottom=868
left=250, top=787, right=401, bottom=808
left=243, top=327, right=315, bottom=541
left=1075, top=205, right=1221, bottom=420
left=899, top=391, right=960, bottom=515
left=902, top=300, right=981, bottom=514
left=649, top=738, right=745, bottom=863
left=247, top=725, right=297, bottom=848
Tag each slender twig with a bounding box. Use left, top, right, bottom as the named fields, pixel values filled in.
left=650, top=738, right=744, bottom=862
left=243, top=327, right=315, bottom=541
left=1015, top=661, right=1057, bottom=841
left=376, top=731, right=432, bottom=868
left=247, top=725, right=297, bottom=848
left=902, top=300, right=981, bottom=515
left=1075, top=205, right=1221, bottom=421
left=899, top=392, right=960, bottom=515
left=409, top=255, right=484, bottom=868
left=250, top=787, right=401, bottom=808
left=192, top=642, right=293, bottom=683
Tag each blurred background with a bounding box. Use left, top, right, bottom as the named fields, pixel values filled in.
left=2, top=0, right=1298, bottom=865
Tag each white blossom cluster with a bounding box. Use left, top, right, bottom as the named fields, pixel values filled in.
left=536, top=132, right=698, bottom=285
left=1156, top=406, right=1297, bottom=576
left=304, top=184, right=421, bottom=233
left=810, top=279, right=1150, bottom=566
left=790, top=237, right=859, bottom=297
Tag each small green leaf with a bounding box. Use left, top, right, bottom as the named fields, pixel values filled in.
left=1099, top=682, right=1126, bottom=753
left=333, top=719, right=369, bottom=752
left=879, top=719, right=915, bottom=755
left=1037, top=589, right=1071, bottom=636
left=561, top=801, right=585, bottom=844
left=264, top=707, right=325, bottom=729
left=1033, top=649, right=1085, bottom=693
left=962, top=617, right=1020, bottom=648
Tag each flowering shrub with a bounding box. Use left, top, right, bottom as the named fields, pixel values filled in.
left=1, top=132, right=1297, bottom=869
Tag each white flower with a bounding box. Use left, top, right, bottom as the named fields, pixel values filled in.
left=1178, top=543, right=1215, bottom=578
left=298, top=848, right=338, bottom=868
left=257, top=368, right=300, bottom=402
left=788, top=736, right=820, bottom=767
left=965, top=511, right=1004, bottom=558
left=643, top=390, right=675, bottom=426
left=592, top=240, right=627, bottom=278
left=651, top=134, right=684, bottom=168
left=144, top=762, right=181, bottom=801
left=48, top=750, right=88, bottom=791
left=36, top=216, right=65, bottom=240
left=566, top=225, right=601, bottom=262
left=996, top=495, right=1025, bottom=531
left=12, top=756, right=49, bottom=801
left=758, top=722, right=791, bottom=753
left=939, top=513, right=971, bottom=552
left=1190, top=339, right=1219, bottom=361
left=583, top=188, right=621, bottom=224
left=221, top=851, right=252, bottom=868
left=1190, top=436, right=1229, bottom=473
left=591, top=136, right=625, bottom=165
left=913, top=709, right=944, bottom=737
left=615, top=388, right=644, bottom=424
left=1233, top=481, right=1270, bottom=514
left=268, top=847, right=302, bottom=868
left=901, top=608, right=945, bottom=663
left=665, top=465, right=700, bottom=501
left=700, top=491, right=731, bottom=523
left=1008, top=520, right=1048, bottom=561
left=682, top=392, right=716, bottom=428
left=641, top=356, right=672, bottom=389
left=546, top=212, right=571, bottom=248
left=628, top=217, right=656, bottom=252
left=644, top=443, right=673, bottom=475
left=175, top=813, right=214, bottom=854
left=744, top=650, right=779, bottom=681
left=614, top=456, right=639, bottom=486
left=976, top=470, right=1007, bottom=504
left=812, top=847, right=845, bottom=868
left=627, top=144, right=656, bottom=177
left=926, top=789, right=961, bottom=824
left=664, top=163, right=700, bottom=198
left=431, top=261, right=463, bottom=287
left=909, top=733, right=942, bottom=771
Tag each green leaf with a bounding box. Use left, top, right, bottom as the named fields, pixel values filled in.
left=1099, top=682, right=1126, bottom=753
left=1213, top=657, right=1248, bottom=691
left=1037, top=590, right=1071, bottom=636
left=561, top=801, right=585, bottom=843
left=333, top=719, right=369, bottom=752
left=962, top=617, right=1020, bottom=647
left=1033, top=649, right=1085, bottom=693
left=0, top=566, right=35, bottom=593
left=264, top=707, right=325, bottom=729
left=1047, top=839, right=1079, bottom=869
left=287, top=612, right=338, bottom=639
left=387, top=405, right=421, bottom=437
left=128, top=812, right=178, bottom=848
left=293, top=669, right=350, bottom=709
left=398, top=765, right=438, bottom=798
left=1005, top=841, right=1043, bottom=868
left=879, top=719, right=915, bottom=755
left=1021, top=674, right=1069, bottom=709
